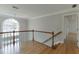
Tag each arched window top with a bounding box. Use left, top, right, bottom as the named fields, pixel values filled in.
left=3, top=18, right=19, bottom=26
left=2, top=18, right=19, bottom=32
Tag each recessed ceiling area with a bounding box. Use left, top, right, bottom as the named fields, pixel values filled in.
left=0, top=4, right=78, bottom=19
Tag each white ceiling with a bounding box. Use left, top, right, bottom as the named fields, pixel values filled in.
left=0, top=4, right=77, bottom=19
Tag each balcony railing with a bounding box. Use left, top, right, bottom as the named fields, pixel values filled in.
left=0, top=30, right=62, bottom=49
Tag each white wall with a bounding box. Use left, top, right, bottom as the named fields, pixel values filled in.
left=77, top=14, right=79, bottom=48
left=16, top=17, right=29, bottom=43
left=28, top=11, right=79, bottom=47
left=29, top=14, right=64, bottom=47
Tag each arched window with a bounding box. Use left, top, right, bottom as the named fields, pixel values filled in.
left=1, top=18, right=20, bottom=53
left=2, top=18, right=19, bottom=37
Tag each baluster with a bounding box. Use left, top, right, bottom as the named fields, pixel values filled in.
left=3, top=34, right=5, bottom=53
left=9, top=33, right=12, bottom=53
left=10, top=33, right=11, bottom=44
left=52, top=32, right=55, bottom=49
left=32, top=30, right=34, bottom=41
left=13, top=31, right=15, bottom=45
left=12, top=31, right=16, bottom=53
left=32, top=29, right=35, bottom=49
left=5, top=33, right=8, bottom=53
left=9, top=33, right=11, bottom=53
left=7, top=34, right=9, bottom=53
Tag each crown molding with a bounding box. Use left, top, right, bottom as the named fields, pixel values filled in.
left=31, top=8, right=79, bottom=20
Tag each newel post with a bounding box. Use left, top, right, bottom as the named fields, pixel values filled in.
left=13, top=31, right=15, bottom=45
left=52, top=32, right=55, bottom=49
left=32, top=29, right=34, bottom=41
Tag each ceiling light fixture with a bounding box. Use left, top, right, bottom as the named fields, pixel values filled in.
left=72, top=4, right=77, bottom=8
left=12, top=5, right=19, bottom=18
left=12, top=6, right=19, bottom=9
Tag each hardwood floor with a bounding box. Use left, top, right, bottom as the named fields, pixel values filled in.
left=0, top=40, right=79, bottom=54
left=19, top=32, right=79, bottom=54
left=19, top=40, right=79, bottom=54
left=0, top=32, right=79, bottom=54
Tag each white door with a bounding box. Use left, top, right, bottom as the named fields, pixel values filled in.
left=64, top=14, right=78, bottom=38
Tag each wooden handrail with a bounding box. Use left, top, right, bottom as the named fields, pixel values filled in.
left=0, top=30, right=53, bottom=34
left=0, top=30, right=33, bottom=34
left=54, top=31, right=62, bottom=37
left=16, top=30, right=33, bottom=32
left=0, top=30, right=32, bottom=34
left=34, top=30, right=52, bottom=34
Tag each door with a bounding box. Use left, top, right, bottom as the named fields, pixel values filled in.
left=64, top=14, right=78, bottom=37
left=64, top=14, right=78, bottom=50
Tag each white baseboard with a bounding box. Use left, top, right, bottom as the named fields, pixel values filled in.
left=54, top=40, right=64, bottom=45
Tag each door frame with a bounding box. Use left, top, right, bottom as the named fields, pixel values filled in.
left=62, top=13, right=78, bottom=39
